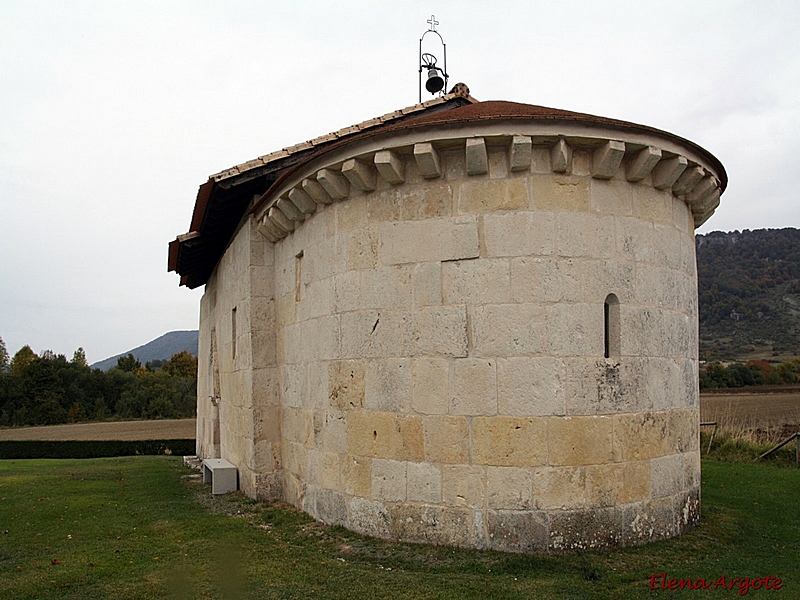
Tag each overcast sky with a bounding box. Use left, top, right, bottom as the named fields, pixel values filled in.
left=1, top=1, right=799, bottom=363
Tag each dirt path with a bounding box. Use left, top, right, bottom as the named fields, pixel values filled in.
left=0, top=419, right=196, bottom=441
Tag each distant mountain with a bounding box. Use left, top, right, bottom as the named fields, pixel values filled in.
left=697, top=228, right=800, bottom=362
left=91, top=330, right=199, bottom=371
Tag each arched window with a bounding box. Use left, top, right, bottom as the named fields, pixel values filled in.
left=604, top=293, right=620, bottom=359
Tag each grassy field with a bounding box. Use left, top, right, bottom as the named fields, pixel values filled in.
left=1, top=456, right=798, bottom=599
left=0, top=419, right=196, bottom=442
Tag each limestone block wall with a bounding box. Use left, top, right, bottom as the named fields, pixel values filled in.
left=197, top=218, right=282, bottom=499
left=249, top=126, right=714, bottom=552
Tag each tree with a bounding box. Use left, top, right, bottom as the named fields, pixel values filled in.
left=116, top=353, right=141, bottom=373
left=10, top=345, right=37, bottom=376
left=71, top=347, right=88, bottom=368
left=0, top=336, right=8, bottom=373
left=164, top=351, right=197, bottom=378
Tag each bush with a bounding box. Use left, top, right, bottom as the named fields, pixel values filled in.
left=0, top=439, right=195, bottom=459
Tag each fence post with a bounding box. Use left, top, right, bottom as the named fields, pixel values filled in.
left=700, top=422, right=718, bottom=455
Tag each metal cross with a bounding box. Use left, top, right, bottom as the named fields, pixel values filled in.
left=427, top=15, right=439, bottom=31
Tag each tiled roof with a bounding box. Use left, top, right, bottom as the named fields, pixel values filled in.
left=208, top=88, right=479, bottom=185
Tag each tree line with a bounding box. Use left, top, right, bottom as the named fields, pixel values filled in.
left=0, top=336, right=197, bottom=427
left=700, top=358, right=800, bottom=390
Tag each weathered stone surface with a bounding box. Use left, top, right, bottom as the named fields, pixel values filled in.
left=389, top=504, right=471, bottom=547
left=550, top=138, right=572, bottom=173
left=365, top=358, right=411, bottom=412
left=674, top=486, right=700, bottom=531
left=497, top=357, right=566, bottom=416
left=346, top=226, right=379, bottom=270
left=276, top=196, right=305, bottom=222
left=340, top=309, right=404, bottom=358
left=458, top=178, right=528, bottom=213
left=651, top=155, right=688, bottom=190
left=319, top=450, right=341, bottom=491
left=592, top=140, right=625, bottom=179
left=348, top=496, right=390, bottom=538
left=591, top=178, right=632, bottom=216
left=620, top=497, right=675, bottom=544
left=685, top=175, right=717, bottom=207
left=342, top=454, right=372, bottom=496
left=372, top=458, right=407, bottom=501
left=451, top=358, right=497, bottom=416
left=242, top=461, right=278, bottom=497
left=626, top=146, right=662, bottom=182
left=405, top=305, right=469, bottom=358
left=509, top=135, right=532, bottom=172
left=317, top=168, right=350, bottom=200
left=360, top=265, right=412, bottom=309
left=510, top=257, right=581, bottom=304
left=556, top=212, right=615, bottom=259
left=487, top=148, right=508, bottom=179
left=412, top=357, right=449, bottom=414
left=442, top=464, right=486, bottom=508
left=471, top=304, right=546, bottom=357
left=548, top=416, right=613, bottom=466
left=612, top=411, right=677, bottom=462
left=288, top=187, right=317, bottom=215
left=380, top=218, right=479, bottom=265
left=328, top=360, right=365, bottom=410
left=442, top=258, right=510, bottom=304
left=407, top=461, right=441, bottom=503
left=633, top=185, right=674, bottom=225
left=531, top=147, right=551, bottom=173
left=257, top=221, right=280, bottom=243
left=316, top=488, right=348, bottom=527
left=671, top=165, right=705, bottom=196
left=413, top=143, right=442, bottom=179
left=342, top=158, right=377, bottom=192
left=374, top=150, right=405, bottom=184
left=549, top=507, right=621, bottom=550
left=488, top=467, right=532, bottom=509
left=532, top=174, right=589, bottom=212
left=487, top=510, right=548, bottom=553
left=533, top=466, right=585, bottom=510
left=347, top=411, right=424, bottom=461
left=483, top=211, right=555, bottom=258
left=269, top=206, right=295, bottom=232
left=651, top=453, right=683, bottom=498
left=412, top=262, right=442, bottom=307
left=465, top=137, right=489, bottom=175
left=472, top=416, right=547, bottom=466
left=302, top=177, right=334, bottom=205
left=423, top=415, right=470, bottom=463
left=259, top=215, right=288, bottom=240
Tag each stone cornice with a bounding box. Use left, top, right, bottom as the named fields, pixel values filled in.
left=254, top=130, right=724, bottom=244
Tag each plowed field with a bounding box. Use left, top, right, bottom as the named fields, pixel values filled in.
left=0, top=418, right=195, bottom=441
left=700, top=391, right=800, bottom=430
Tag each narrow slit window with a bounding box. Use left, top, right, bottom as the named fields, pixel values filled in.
left=604, top=293, right=620, bottom=358
left=231, top=306, right=237, bottom=360
left=295, top=251, right=304, bottom=302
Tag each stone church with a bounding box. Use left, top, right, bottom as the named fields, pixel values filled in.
left=169, top=85, right=725, bottom=552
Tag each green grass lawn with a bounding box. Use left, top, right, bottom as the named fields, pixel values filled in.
left=1, top=457, right=797, bottom=599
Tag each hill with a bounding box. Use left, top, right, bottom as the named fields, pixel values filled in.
left=91, top=330, right=198, bottom=371
left=697, top=228, right=800, bottom=362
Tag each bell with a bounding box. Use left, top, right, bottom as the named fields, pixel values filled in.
left=425, top=68, right=444, bottom=94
